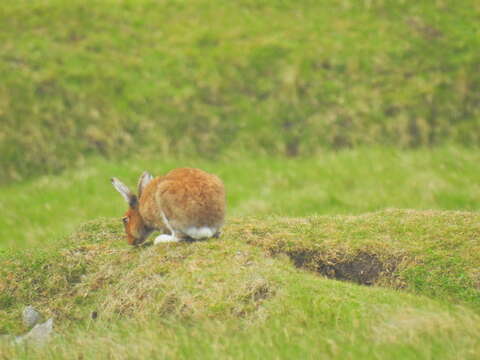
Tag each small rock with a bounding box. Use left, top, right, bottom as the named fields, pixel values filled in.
left=22, top=306, right=42, bottom=329
left=15, top=318, right=53, bottom=346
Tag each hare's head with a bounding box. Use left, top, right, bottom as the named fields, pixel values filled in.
left=111, top=172, right=154, bottom=245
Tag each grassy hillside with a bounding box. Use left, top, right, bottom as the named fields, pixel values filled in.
left=1, top=0, right=480, bottom=182
left=2, top=1, right=480, bottom=356
left=1, top=211, right=480, bottom=359
left=2, top=147, right=480, bottom=250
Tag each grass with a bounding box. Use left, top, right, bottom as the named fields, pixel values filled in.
left=237, top=210, right=480, bottom=310
left=1, top=147, right=480, bottom=250
left=1, top=147, right=480, bottom=358
left=0, top=147, right=480, bottom=359
left=1, top=211, right=479, bottom=359
left=1, top=0, right=480, bottom=182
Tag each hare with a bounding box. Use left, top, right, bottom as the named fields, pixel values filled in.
left=111, top=168, right=225, bottom=246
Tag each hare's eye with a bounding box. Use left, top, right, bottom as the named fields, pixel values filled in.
left=122, top=217, right=129, bottom=224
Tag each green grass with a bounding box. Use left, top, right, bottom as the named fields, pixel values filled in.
left=1, top=0, right=480, bottom=182
left=1, top=212, right=479, bottom=359
left=1, top=147, right=480, bottom=250
left=1, top=148, right=480, bottom=358
left=238, top=210, right=480, bottom=310
left=3, top=0, right=480, bottom=356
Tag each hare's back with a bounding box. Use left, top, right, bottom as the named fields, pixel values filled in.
left=157, top=168, right=225, bottom=229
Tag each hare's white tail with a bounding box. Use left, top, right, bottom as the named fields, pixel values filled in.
left=184, top=227, right=216, bottom=240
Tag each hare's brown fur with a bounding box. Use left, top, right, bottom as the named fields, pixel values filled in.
left=140, top=168, right=225, bottom=231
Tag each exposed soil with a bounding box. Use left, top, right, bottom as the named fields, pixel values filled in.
left=287, top=250, right=395, bottom=286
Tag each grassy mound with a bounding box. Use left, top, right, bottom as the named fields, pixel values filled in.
left=236, top=209, right=480, bottom=308
left=1, top=211, right=480, bottom=358
left=1, top=0, right=480, bottom=182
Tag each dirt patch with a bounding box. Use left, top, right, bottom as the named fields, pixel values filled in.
left=287, top=250, right=395, bottom=286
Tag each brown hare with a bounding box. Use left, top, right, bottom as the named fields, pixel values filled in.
left=111, top=168, right=225, bottom=245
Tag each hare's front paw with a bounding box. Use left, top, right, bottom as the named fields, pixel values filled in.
left=154, top=234, right=179, bottom=245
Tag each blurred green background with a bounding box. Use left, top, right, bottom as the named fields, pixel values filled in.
left=1, top=0, right=480, bottom=249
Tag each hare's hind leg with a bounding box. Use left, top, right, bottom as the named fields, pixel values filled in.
left=154, top=234, right=179, bottom=244
left=154, top=231, right=190, bottom=244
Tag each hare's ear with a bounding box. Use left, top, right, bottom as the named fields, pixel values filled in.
left=137, top=171, right=154, bottom=198
left=111, top=177, right=137, bottom=207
